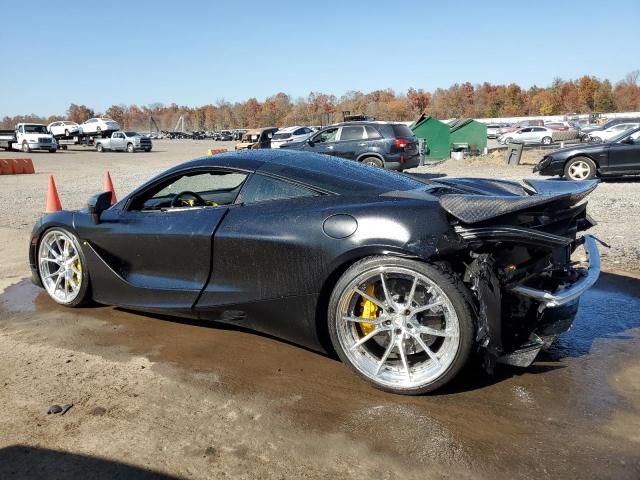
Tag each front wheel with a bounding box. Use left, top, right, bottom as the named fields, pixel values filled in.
left=328, top=257, right=474, bottom=395
left=504, top=137, right=513, bottom=145
left=96, top=143, right=104, bottom=152
left=38, top=228, right=91, bottom=307
left=541, top=136, right=552, bottom=145
left=564, top=156, right=596, bottom=181
left=126, top=143, right=134, bottom=153
left=22, top=141, right=30, bottom=153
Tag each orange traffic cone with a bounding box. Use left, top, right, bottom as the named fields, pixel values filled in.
left=46, top=176, right=63, bottom=212
left=104, top=171, right=117, bottom=205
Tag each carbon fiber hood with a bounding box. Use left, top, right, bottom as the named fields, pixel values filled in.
left=438, top=178, right=598, bottom=224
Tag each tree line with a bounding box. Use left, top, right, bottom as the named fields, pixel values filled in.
left=2, top=72, right=639, bottom=131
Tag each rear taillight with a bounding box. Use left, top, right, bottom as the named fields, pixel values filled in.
left=394, top=137, right=410, bottom=148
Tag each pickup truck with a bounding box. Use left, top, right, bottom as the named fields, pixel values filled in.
left=94, top=131, right=152, bottom=153
left=0, top=123, right=57, bottom=153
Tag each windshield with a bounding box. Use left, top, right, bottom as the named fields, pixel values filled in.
left=609, top=127, right=640, bottom=143
left=23, top=125, right=48, bottom=134
left=125, top=131, right=139, bottom=136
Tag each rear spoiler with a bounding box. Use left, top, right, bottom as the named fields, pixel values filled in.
left=440, top=179, right=598, bottom=224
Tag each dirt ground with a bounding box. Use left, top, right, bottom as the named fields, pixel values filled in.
left=1, top=141, right=639, bottom=479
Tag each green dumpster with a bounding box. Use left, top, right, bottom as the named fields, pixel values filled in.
left=410, top=114, right=451, bottom=162
left=449, top=119, right=487, bottom=154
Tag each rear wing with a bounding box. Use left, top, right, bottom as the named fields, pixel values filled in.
left=440, top=179, right=598, bottom=224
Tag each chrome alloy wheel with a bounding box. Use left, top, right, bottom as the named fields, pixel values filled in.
left=335, top=267, right=461, bottom=390
left=568, top=160, right=592, bottom=180
left=38, top=230, right=83, bottom=304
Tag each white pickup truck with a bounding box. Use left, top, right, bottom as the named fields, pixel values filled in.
left=94, top=131, right=153, bottom=153
left=0, top=123, right=57, bottom=153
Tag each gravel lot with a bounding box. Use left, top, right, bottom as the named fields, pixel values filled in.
left=1, top=141, right=639, bottom=479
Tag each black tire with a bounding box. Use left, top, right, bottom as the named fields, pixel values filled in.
left=96, top=143, right=104, bottom=152
left=49, top=148, right=56, bottom=153
left=145, top=148, right=151, bottom=152
left=37, top=228, right=91, bottom=307
left=564, top=156, right=597, bottom=181
left=590, top=136, right=602, bottom=143
left=22, top=141, right=30, bottom=153
left=126, top=143, right=134, bottom=153
left=327, top=256, right=475, bottom=395
left=65, top=129, right=69, bottom=137
left=541, top=136, right=552, bottom=145
left=361, top=156, right=384, bottom=168
left=504, top=137, right=513, bottom=145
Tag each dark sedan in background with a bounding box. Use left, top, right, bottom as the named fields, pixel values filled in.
left=534, top=126, right=640, bottom=180
left=281, top=121, right=420, bottom=171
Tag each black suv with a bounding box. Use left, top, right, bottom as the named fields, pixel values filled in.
left=280, top=121, right=420, bottom=171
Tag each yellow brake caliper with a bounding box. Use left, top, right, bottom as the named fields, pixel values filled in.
left=359, top=283, right=379, bottom=335
left=72, top=257, right=82, bottom=287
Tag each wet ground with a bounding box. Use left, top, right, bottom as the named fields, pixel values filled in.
left=1, top=272, right=639, bottom=479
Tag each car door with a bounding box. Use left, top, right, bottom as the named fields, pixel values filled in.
left=607, top=130, right=640, bottom=173
left=513, top=128, right=530, bottom=143
left=196, top=172, right=331, bottom=347
left=333, top=125, right=366, bottom=160
left=305, top=127, right=340, bottom=155
left=74, top=168, right=249, bottom=310
left=109, top=132, right=123, bottom=150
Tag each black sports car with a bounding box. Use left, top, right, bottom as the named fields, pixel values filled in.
left=30, top=150, right=602, bottom=394
left=534, top=126, right=640, bottom=180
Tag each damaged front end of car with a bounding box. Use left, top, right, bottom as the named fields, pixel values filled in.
left=436, top=178, right=602, bottom=370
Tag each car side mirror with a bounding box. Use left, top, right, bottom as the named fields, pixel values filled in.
left=622, top=136, right=634, bottom=144
left=307, top=139, right=315, bottom=147
left=87, top=191, right=113, bottom=224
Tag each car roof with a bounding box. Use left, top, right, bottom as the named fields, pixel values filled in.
left=276, top=126, right=302, bottom=133
left=161, top=149, right=425, bottom=195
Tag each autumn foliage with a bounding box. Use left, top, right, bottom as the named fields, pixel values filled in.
left=2, top=72, right=639, bottom=131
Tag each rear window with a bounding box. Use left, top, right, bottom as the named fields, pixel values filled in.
left=391, top=124, right=414, bottom=138
left=273, top=133, right=292, bottom=140
left=239, top=174, right=319, bottom=204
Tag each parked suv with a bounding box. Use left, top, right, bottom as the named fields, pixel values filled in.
left=280, top=121, right=420, bottom=170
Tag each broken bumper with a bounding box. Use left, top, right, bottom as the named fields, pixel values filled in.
left=510, top=235, right=600, bottom=308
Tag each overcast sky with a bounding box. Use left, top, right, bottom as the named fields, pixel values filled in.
left=1, top=0, right=638, bottom=117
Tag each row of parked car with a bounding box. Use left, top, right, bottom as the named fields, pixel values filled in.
left=486, top=117, right=640, bottom=146
left=234, top=121, right=421, bottom=171
left=47, top=118, right=121, bottom=137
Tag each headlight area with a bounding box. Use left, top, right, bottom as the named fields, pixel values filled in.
left=537, top=156, right=552, bottom=170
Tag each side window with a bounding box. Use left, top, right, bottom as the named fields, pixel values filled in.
left=131, top=171, right=248, bottom=211
left=365, top=125, right=382, bottom=139
left=520, top=128, right=532, bottom=133
left=238, top=174, right=319, bottom=205
left=312, top=127, right=338, bottom=144
left=339, top=126, right=366, bottom=141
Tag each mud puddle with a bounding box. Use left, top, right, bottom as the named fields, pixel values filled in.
left=1, top=272, right=639, bottom=478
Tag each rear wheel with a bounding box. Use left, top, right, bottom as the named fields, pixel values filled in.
left=38, top=228, right=90, bottom=307
left=362, top=156, right=383, bottom=168
left=564, top=156, right=596, bottom=181
left=328, top=257, right=474, bottom=395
